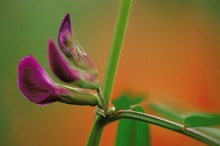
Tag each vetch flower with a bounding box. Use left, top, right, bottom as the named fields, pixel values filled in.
left=17, top=55, right=99, bottom=106
left=58, top=13, right=98, bottom=76
left=17, top=55, right=69, bottom=105
left=48, top=39, right=99, bottom=90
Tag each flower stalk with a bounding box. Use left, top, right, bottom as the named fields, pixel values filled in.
left=86, top=115, right=106, bottom=146
left=102, top=0, right=133, bottom=107
left=87, top=0, right=133, bottom=145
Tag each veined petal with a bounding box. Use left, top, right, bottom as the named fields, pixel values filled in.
left=48, top=40, right=99, bottom=90
left=71, top=39, right=98, bottom=76
left=58, top=13, right=98, bottom=76
left=48, top=39, right=80, bottom=82
left=17, top=55, right=66, bottom=105
left=58, top=13, right=73, bottom=57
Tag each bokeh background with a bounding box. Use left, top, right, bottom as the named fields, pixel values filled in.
left=1, top=0, right=220, bottom=145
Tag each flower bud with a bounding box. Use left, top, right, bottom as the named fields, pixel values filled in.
left=58, top=13, right=98, bottom=76
left=48, top=39, right=99, bottom=90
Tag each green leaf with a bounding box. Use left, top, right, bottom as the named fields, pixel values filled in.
left=112, top=93, right=145, bottom=110
left=197, top=127, right=220, bottom=139
left=132, top=106, right=150, bottom=146
left=184, top=113, right=220, bottom=127
left=115, top=106, right=150, bottom=146
left=148, top=103, right=184, bottom=123
left=115, top=119, right=134, bottom=146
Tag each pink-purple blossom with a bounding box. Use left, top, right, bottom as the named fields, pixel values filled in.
left=17, top=13, right=100, bottom=106
left=17, top=55, right=70, bottom=105
left=58, top=13, right=73, bottom=57
left=48, top=39, right=99, bottom=89
left=58, top=13, right=98, bottom=76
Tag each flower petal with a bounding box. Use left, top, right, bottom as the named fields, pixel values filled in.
left=57, top=13, right=98, bottom=76
left=17, top=55, right=63, bottom=105
left=48, top=40, right=99, bottom=90
left=48, top=39, right=80, bottom=82
left=71, top=40, right=98, bottom=76
left=58, top=13, right=73, bottom=57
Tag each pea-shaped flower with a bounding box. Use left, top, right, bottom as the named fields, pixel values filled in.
left=48, top=40, right=99, bottom=90
left=17, top=55, right=63, bottom=105
left=58, top=13, right=98, bottom=76
left=17, top=55, right=99, bottom=106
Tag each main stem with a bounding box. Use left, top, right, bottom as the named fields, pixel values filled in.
left=86, top=115, right=105, bottom=146
left=102, top=0, right=133, bottom=107
left=86, top=0, right=132, bottom=146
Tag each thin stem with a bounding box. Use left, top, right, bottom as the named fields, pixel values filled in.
left=105, top=110, right=220, bottom=146
left=86, top=1, right=133, bottom=145
left=86, top=115, right=105, bottom=146
left=96, top=88, right=107, bottom=114
left=102, top=0, right=133, bottom=107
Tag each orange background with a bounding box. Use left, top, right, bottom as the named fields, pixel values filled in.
left=0, top=0, right=220, bottom=146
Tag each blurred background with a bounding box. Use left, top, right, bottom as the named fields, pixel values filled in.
left=0, top=0, right=220, bottom=145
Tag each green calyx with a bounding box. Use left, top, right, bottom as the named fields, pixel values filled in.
left=59, top=85, right=99, bottom=106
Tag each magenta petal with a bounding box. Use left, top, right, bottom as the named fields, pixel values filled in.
left=58, top=13, right=73, bottom=56
left=57, top=14, right=98, bottom=76
left=48, top=39, right=80, bottom=82
left=48, top=39, right=99, bottom=89
left=17, top=55, right=63, bottom=105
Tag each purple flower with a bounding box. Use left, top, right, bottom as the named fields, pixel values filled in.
left=17, top=13, right=101, bottom=107
left=48, top=39, right=79, bottom=83
left=48, top=39, right=99, bottom=90
left=17, top=55, right=70, bottom=105
left=58, top=13, right=98, bottom=76
left=58, top=13, right=73, bottom=57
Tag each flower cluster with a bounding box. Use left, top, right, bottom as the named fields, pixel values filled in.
left=17, top=13, right=100, bottom=106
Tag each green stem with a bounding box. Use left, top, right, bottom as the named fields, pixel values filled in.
left=87, top=0, right=133, bottom=145
left=96, top=88, right=107, bottom=114
left=86, top=115, right=105, bottom=146
left=102, top=0, right=133, bottom=107
left=106, top=110, right=220, bottom=146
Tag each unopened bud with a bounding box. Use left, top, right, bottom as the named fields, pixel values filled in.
left=58, top=13, right=98, bottom=76
left=48, top=39, right=99, bottom=90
